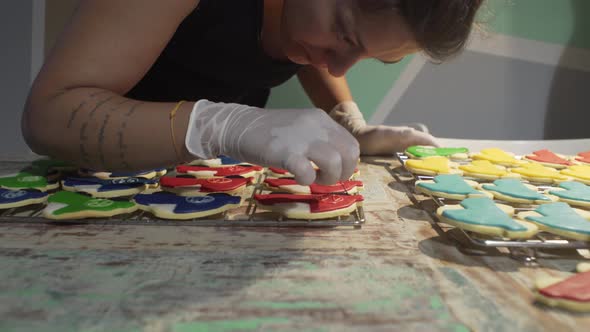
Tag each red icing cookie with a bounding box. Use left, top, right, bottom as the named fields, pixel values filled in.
left=267, top=167, right=360, bottom=179
left=176, top=165, right=263, bottom=178
left=160, top=176, right=254, bottom=192
left=539, top=270, right=590, bottom=303
left=575, top=151, right=590, bottom=164
left=264, top=178, right=363, bottom=195
left=254, top=194, right=363, bottom=213
left=525, top=149, right=573, bottom=167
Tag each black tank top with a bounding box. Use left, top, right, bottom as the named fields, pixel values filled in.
left=126, top=0, right=302, bottom=107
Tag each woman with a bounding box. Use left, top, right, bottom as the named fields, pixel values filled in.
left=22, top=0, right=483, bottom=185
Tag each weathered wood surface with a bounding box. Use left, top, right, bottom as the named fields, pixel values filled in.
left=0, top=158, right=588, bottom=332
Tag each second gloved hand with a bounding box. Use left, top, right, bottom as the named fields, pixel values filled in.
left=185, top=100, right=360, bottom=185
left=329, top=101, right=439, bottom=155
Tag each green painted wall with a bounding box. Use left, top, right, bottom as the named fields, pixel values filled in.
left=266, top=0, right=589, bottom=119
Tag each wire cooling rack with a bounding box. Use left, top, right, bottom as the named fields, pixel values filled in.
left=393, top=152, right=590, bottom=263
left=0, top=172, right=365, bottom=228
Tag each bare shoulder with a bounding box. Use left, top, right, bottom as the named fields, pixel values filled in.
left=32, top=0, right=201, bottom=98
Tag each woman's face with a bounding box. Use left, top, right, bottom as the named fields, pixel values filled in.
left=281, top=0, right=419, bottom=77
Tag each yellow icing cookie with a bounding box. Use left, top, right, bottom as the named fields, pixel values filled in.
left=510, top=163, right=571, bottom=184
left=459, top=160, right=520, bottom=181
left=404, top=156, right=462, bottom=176
left=471, top=148, right=527, bottom=167
left=561, top=165, right=590, bottom=185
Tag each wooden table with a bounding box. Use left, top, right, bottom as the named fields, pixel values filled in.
left=0, top=158, right=587, bottom=331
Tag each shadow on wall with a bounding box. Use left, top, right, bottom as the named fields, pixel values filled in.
left=544, top=0, right=589, bottom=139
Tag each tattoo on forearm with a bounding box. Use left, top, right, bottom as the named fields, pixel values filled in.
left=78, top=95, right=116, bottom=166
left=116, top=102, right=143, bottom=169
left=67, top=102, right=86, bottom=129
left=97, top=113, right=111, bottom=168
left=97, top=99, right=133, bottom=169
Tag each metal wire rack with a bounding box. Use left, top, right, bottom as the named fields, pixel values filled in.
left=393, top=152, right=590, bottom=262
left=0, top=171, right=365, bottom=228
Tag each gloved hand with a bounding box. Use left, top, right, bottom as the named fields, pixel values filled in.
left=329, top=101, right=439, bottom=155
left=185, top=100, right=360, bottom=185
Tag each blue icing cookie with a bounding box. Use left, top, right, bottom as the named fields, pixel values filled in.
left=442, top=197, right=527, bottom=232
left=548, top=181, right=590, bottom=203
left=0, top=189, right=48, bottom=208
left=219, top=155, right=243, bottom=165
left=524, top=202, right=590, bottom=238
left=134, top=192, right=241, bottom=219
left=482, top=179, right=551, bottom=201
left=65, top=177, right=156, bottom=186
left=417, top=174, right=481, bottom=195
left=63, top=178, right=151, bottom=192
left=79, top=168, right=165, bottom=179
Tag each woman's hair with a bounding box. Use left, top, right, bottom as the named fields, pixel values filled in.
left=358, top=0, right=485, bottom=62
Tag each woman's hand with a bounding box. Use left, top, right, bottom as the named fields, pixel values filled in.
left=185, top=100, right=360, bottom=185
left=329, top=101, right=438, bottom=155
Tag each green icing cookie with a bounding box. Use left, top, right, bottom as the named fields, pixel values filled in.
left=548, top=182, right=590, bottom=203
left=417, top=174, right=480, bottom=195
left=44, top=191, right=137, bottom=218
left=482, top=179, right=550, bottom=201
left=0, top=172, right=57, bottom=191
left=525, top=203, right=590, bottom=236
left=442, top=197, right=527, bottom=231
left=406, top=146, right=469, bottom=158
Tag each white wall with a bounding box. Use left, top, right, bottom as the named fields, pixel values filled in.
left=0, top=1, right=44, bottom=159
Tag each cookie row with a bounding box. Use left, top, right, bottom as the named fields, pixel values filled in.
left=406, top=157, right=590, bottom=185
left=0, top=157, right=364, bottom=221
left=406, top=146, right=590, bottom=169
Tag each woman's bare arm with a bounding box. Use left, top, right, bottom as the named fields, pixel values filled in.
left=297, top=66, right=353, bottom=112
left=23, top=0, right=200, bottom=171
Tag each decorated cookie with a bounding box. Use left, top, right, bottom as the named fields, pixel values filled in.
left=534, top=266, right=590, bottom=312
left=254, top=193, right=364, bottom=220
left=264, top=178, right=364, bottom=195
left=574, top=151, right=590, bottom=165
left=404, top=156, right=462, bottom=176
left=458, top=160, right=520, bottom=181
left=546, top=182, right=590, bottom=208
left=0, top=189, right=48, bottom=209
left=510, top=163, right=570, bottom=184
left=479, top=179, right=555, bottom=205
left=134, top=192, right=241, bottom=220
left=405, top=146, right=469, bottom=161
left=61, top=177, right=154, bottom=198
left=188, top=155, right=251, bottom=167
left=160, top=176, right=254, bottom=196
left=415, top=174, right=491, bottom=200
left=267, top=167, right=361, bottom=179
left=517, top=202, right=590, bottom=241
left=437, top=197, right=538, bottom=239
left=523, top=149, right=574, bottom=169
left=0, top=172, right=59, bottom=192
left=471, top=148, right=527, bottom=167
left=43, top=191, right=137, bottom=220
left=176, top=165, right=264, bottom=179
left=78, top=168, right=166, bottom=180
left=560, top=165, right=590, bottom=185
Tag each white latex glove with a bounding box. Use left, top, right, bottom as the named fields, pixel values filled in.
left=185, top=100, right=360, bottom=185
left=329, top=101, right=439, bottom=155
